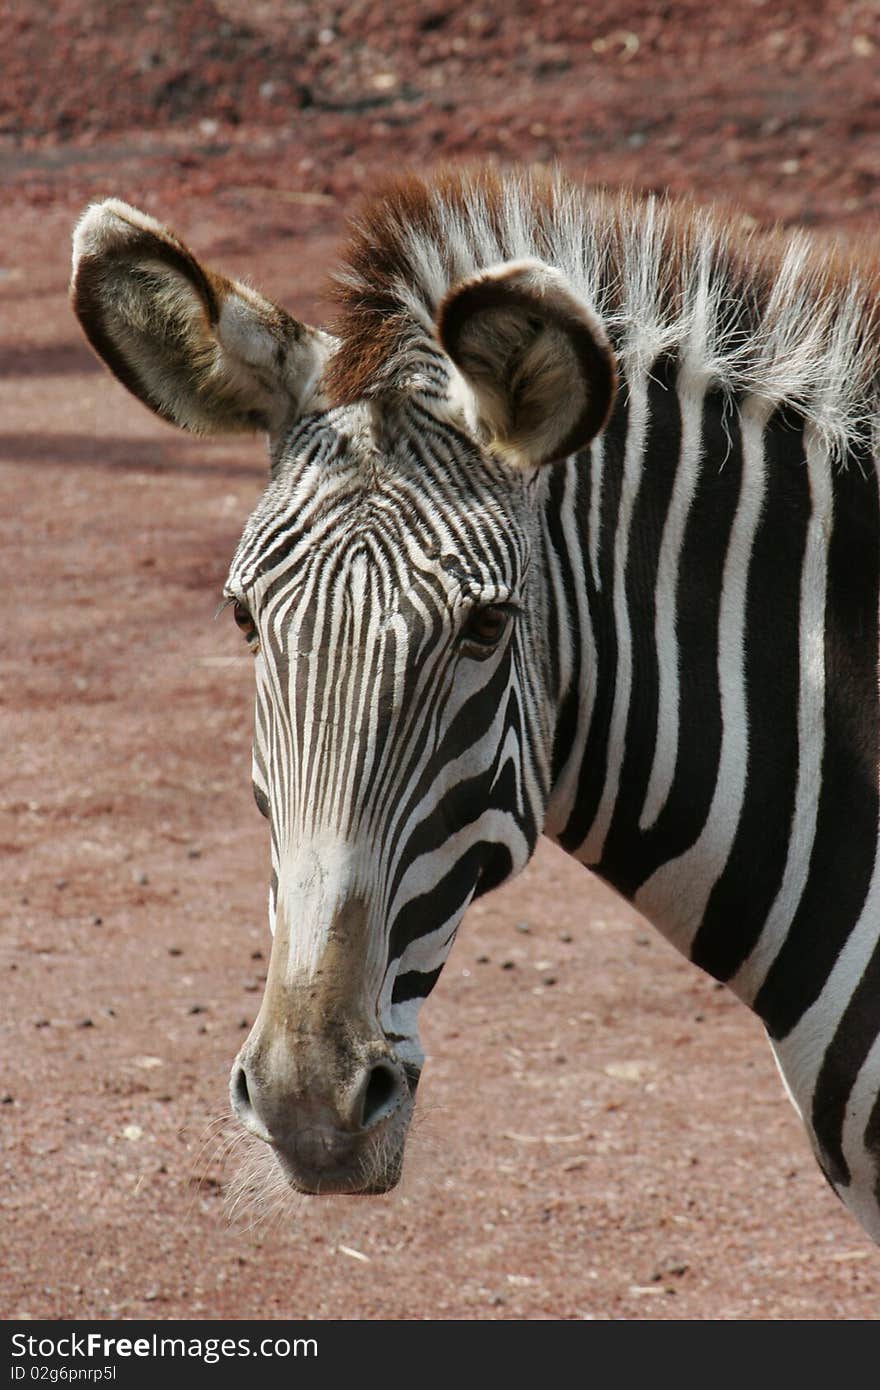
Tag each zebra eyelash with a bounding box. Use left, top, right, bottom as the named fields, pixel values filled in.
left=458, top=599, right=522, bottom=656
left=219, top=589, right=261, bottom=652
left=459, top=596, right=524, bottom=620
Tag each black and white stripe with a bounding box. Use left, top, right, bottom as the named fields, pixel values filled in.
left=227, top=402, right=546, bottom=1069
left=222, top=174, right=880, bottom=1237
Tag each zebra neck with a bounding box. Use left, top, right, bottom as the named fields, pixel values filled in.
left=542, top=359, right=880, bottom=1029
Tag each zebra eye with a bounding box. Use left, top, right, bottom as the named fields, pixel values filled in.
left=463, top=605, right=511, bottom=650
left=232, top=600, right=258, bottom=649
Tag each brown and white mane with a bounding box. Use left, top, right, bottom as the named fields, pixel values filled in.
left=328, top=167, right=880, bottom=464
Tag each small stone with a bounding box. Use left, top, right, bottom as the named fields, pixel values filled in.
left=558, top=931, right=573, bottom=942
left=188, top=1004, right=205, bottom=1015
left=605, top=1060, right=649, bottom=1082
left=168, top=947, right=183, bottom=957
left=92, top=916, right=103, bottom=926
left=77, top=1018, right=94, bottom=1028
left=122, top=1125, right=142, bottom=1142
left=501, top=960, right=516, bottom=971
left=514, top=921, right=530, bottom=934
left=476, top=954, right=491, bottom=964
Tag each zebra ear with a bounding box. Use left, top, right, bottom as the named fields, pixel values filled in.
left=71, top=199, right=334, bottom=438
left=436, top=259, right=616, bottom=468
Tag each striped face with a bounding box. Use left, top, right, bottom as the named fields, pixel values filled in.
left=225, top=402, right=548, bottom=1192
left=67, top=188, right=616, bottom=1201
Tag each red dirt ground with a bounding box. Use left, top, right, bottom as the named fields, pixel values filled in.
left=2, top=2, right=880, bottom=1322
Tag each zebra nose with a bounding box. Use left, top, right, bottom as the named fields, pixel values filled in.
left=229, top=1054, right=408, bottom=1143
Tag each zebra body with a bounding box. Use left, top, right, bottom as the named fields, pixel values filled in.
left=71, top=168, right=880, bottom=1241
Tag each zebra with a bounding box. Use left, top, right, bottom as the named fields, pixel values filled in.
left=70, top=166, right=880, bottom=1243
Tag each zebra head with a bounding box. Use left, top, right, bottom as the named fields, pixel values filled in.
left=70, top=198, right=616, bottom=1194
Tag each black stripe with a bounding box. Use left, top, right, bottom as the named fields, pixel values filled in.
left=810, top=936, right=880, bottom=1186
left=864, top=1075, right=880, bottom=1206
left=624, top=390, right=742, bottom=882
left=392, top=966, right=443, bottom=1004
left=387, top=651, right=516, bottom=907
left=556, top=389, right=629, bottom=851
left=389, top=842, right=511, bottom=962
left=547, top=454, right=585, bottom=783
left=598, top=359, right=681, bottom=893
left=691, top=407, right=809, bottom=979
left=756, top=440, right=880, bottom=1037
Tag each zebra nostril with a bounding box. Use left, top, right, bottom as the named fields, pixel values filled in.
left=230, top=1061, right=272, bottom=1143
left=231, top=1063, right=259, bottom=1128
left=233, top=1064, right=251, bottom=1111
left=358, top=1060, right=404, bottom=1130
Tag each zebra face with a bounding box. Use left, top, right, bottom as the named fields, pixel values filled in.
left=69, top=195, right=615, bottom=1197
left=224, top=404, right=547, bottom=1193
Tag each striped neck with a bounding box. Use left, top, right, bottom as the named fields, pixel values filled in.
left=541, top=359, right=880, bottom=1036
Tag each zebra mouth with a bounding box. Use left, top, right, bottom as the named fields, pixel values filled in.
left=271, top=1125, right=407, bottom=1196
left=275, top=1158, right=404, bottom=1197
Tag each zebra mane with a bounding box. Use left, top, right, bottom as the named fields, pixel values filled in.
left=326, top=166, right=880, bottom=464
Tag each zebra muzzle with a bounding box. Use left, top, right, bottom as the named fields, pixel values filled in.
left=230, top=1046, right=412, bottom=1194
left=229, top=892, right=417, bottom=1192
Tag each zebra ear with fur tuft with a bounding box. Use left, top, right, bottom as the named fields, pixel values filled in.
left=70, top=199, right=335, bottom=438
left=436, top=259, right=617, bottom=469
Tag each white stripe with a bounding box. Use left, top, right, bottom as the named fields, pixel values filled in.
left=768, top=833, right=880, bottom=1153
left=730, top=425, right=832, bottom=1002
left=382, top=684, right=515, bottom=916
left=578, top=374, right=649, bottom=864
left=639, top=370, right=705, bottom=830
left=544, top=461, right=598, bottom=837
left=390, top=810, right=530, bottom=963
left=588, top=433, right=605, bottom=592
left=763, top=429, right=880, bottom=1112
left=635, top=395, right=771, bottom=952
left=836, top=1033, right=880, bottom=1242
